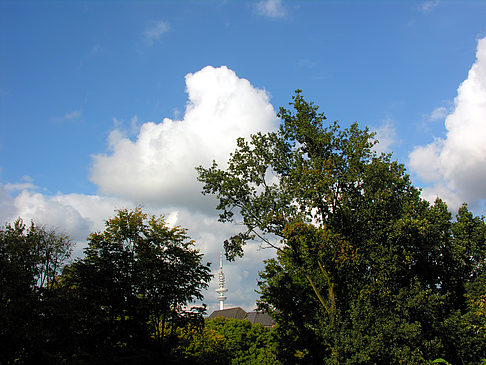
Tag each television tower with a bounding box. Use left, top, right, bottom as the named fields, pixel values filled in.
left=216, top=251, right=228, bottom=310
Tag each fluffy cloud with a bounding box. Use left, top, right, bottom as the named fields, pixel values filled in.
left=90, top=65, right=278, bottom=210
left=0, top=66, right=281, bottom=311
left=89, top=66, right=279, bottom=310
left=208, top=243, right=275, bottom=312
left=409, top=37, right=486, bottom=210
left=159, top=207, right=275, bottom=312
left=0, top=185, right=17, bottom=226
left=0, top=179, right=272, bottom=311
left=3, top=65, right=280, bottom=312
left=372, top=120, right=397, bottom=155
left=0, top=186, right=131, bottom=254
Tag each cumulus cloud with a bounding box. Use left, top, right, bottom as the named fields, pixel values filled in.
left=208, top=244, right=273, bottom=312
left=144, top=20, right=170, bottom=46
left=90, top=65, right=278, bottom=210
left=0, top=65, right=281, bottom=311
left=159, top=207, right=274, bottom=312
left=255, top=0, right=287, bottom=19
left=0, top=178, right=268, bottom=311
left=0, top=185, right=17, bottom=226
left=13, top=191, right=93, bottom=242
left=2, top=188, right=131, bottom=252
left=409, top=37, right=486, bottom=210
left=372, top=120, right=397, bottom=155
left=88, top=65, right=280, bottom=310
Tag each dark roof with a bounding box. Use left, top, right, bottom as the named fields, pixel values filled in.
left=207, top=307, right=275, bottom=328
left=207, top=307, right=247, bottom=320
left=245, top=311, right=275, bottom=328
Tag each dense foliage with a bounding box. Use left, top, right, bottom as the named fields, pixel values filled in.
left=3, top=92, right=486, bottom=364
left=0, top=208, right=212, bottom=364
left=0, top=219, right=72, bottom=364
left=197, top=91, right=486, bottom=364
left=171, top=317, right=278, bottom=364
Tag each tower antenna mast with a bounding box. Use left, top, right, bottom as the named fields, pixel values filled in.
left=216, top=251, right=228, bottom=310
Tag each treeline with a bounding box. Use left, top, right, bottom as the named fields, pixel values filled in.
left=197, top=91, right=486, bottom=364
left=1, top=208, right=277, bottom=364
left=2, top=91, right=486, bottom=364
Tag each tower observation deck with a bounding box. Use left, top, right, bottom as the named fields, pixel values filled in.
left=216, top=251, right=228, bottom=310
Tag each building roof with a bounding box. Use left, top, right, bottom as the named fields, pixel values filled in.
left=245, top=311, right=275, bottom=328
left=207, top=307, right=275, bottom=328
left=207, top=307, right=247, bottom=320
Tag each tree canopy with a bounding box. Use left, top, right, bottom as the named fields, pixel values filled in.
left=0, top=219, right=73, bottom=364
left=0, top=208, right=213, bottom=364
left=197, top=91, right=486, bottom=364
left=3, top=91, right=486, bottom=364
left=55, top=208, right=212, bottom=363
left=172, top=317, right=279, bottom=364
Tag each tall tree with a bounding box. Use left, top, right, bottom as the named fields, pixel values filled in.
left=197, top=91, right=486, bottom=363
left=0, top=219, right=73, bottom=364
left=53, top=208, right=212, bottom=363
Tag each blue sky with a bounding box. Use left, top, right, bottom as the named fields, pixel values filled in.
left=1, top=0, right=486, bottom=311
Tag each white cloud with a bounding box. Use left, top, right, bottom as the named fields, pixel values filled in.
left=144, top=20, right=170, bottom=45
left=409, top=139, right=443, bottom=183
left=428, top=106, right=449, bottom=121
left=419, top=182, right=464, bottom=212
left=107, top=116, right=141, bottom=147
left=161, top=207, right=275, bottom=312
left=0, top=185, right=17, bottom=226
left=0, top=177, right=135, bottom=254
left=0, top=178, right=275, bottom=311
left=409, top=37, right=486, bottom=210
left=3, top=175, right=36, bottom=192
left=255, top=0, right=287, bottom=19
left=13, top=191, right=94, bottom=242
left=90, top=65, right=279, bottom=210
left=0, top=65, right=281, bottom=311
left=10, top=190, right=130, bottom=248
left=372, top=120, right=397, bottom=154
left=89, top=65, right=280, bottom=310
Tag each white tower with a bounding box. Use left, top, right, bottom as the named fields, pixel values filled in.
left=216, top=251, right=228, bottom=310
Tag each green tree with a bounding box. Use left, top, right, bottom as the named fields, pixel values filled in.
left=51, top=208, right=212, bottom=363
left=0, top=219, right=73, bottom=364
left=197, top=91, right=486, bottom=363
left=172, top=317, right=279, bottom=364
left=205, top=317, right=278, bottom=365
